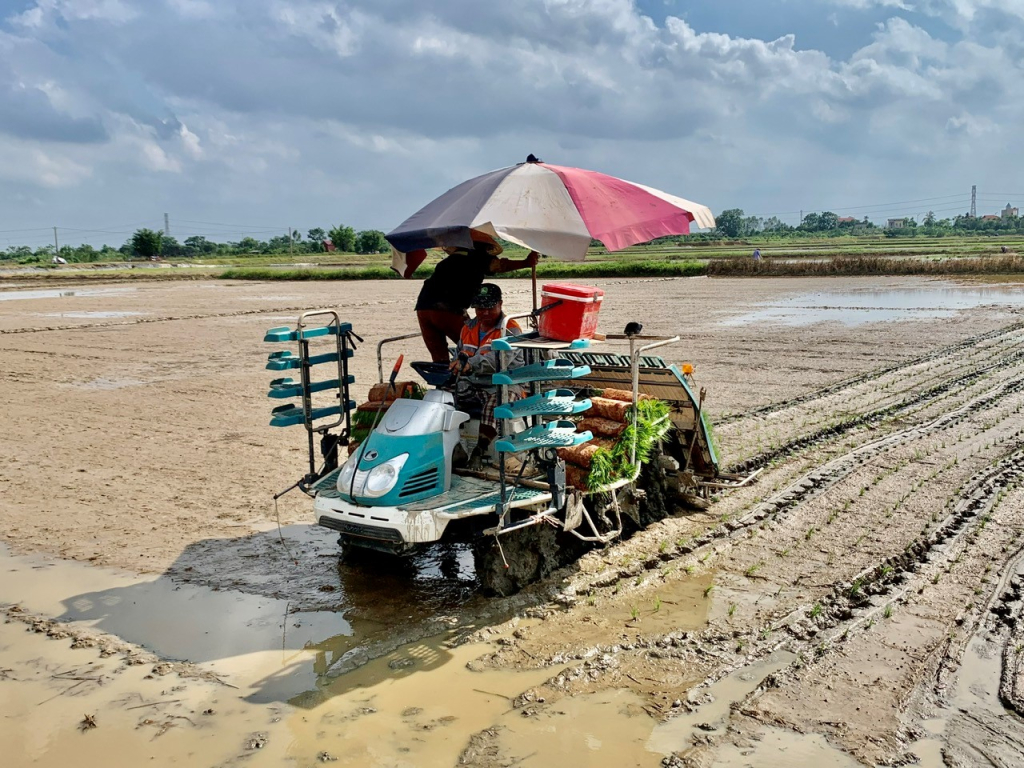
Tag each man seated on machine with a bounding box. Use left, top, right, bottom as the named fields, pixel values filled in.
left=450, top=283, right=524, bottom=469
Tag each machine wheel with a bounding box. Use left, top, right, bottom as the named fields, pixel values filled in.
left=336, top=534, right=355, bottom=562
left=473, top=523, right=586, bottom=597
left=636, top=452, right=672, bottom=528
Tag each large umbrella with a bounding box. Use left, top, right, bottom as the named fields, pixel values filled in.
left=386, top=156, right=715, bottom=278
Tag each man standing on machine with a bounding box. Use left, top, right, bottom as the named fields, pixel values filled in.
left=415, top=233, right=538, bottom=363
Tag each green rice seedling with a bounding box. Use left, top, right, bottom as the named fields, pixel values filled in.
left=703, top=584, right=714, bottom=599
left=728, top=603, right=737, bottom=618
left=849, top=578, right=863, bottom=598
left=630, top=605, right=640, bottom=621
left=883, top=604, right=894, bottom=619
left=659, top=539, right=669, bottom=554
left=805, top=527, right=816, bottom=540
left=810, top=603, right=822, bottom=618
left=653, top=597, right=662, bottom=613
left=745, top=561, right=763, bottom=578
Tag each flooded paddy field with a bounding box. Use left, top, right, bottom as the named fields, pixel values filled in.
left=3, top=275, right=1024, bottom=766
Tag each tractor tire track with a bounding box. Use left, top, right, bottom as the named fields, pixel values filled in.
left=716, top=320, right=1024, bottom=426
left=581, top=375, right=1024, bottom=595
left=726, top=346, right=1024, bottom=475
left=649, top=448, right=1024, bottom=767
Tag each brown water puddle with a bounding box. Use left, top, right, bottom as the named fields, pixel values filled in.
left=647, top=651, right=796, bottom=754
left=0, top=545, right=807, bottom=767
left=709, top=724, right=864, bottom=767
left=284, top=637, right=560, bottom=766
left=0, top=618, right=294, bottom=767
left=493, top=688, right=657, bottom=767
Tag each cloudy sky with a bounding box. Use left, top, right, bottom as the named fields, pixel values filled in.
left=2, top=0, right=1023, bottom=249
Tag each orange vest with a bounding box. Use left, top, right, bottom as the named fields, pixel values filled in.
left=460, top=316, right=521, bottom=357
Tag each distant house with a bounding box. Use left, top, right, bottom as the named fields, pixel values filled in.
left=981, top=214, right=1001, bottom=222
left=1002, top=204, right=1019, bottom=219
left=838, top=216, right=857, bottom=224
left=323, top=240, right=336, bottom=252
left=887, top=218, right=908, bottom=229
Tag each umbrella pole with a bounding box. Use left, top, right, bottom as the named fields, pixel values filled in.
left=531, top=264, right=538, bottom=315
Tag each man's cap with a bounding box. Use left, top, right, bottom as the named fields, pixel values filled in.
left=471, top=283, right=502, bottom=308
left=442, top=231, right=503, bottom=257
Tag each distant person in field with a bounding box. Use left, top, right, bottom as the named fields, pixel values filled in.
left=753, top=248, right=762, bottom=261
left=415, top=232, right=538, bottom=363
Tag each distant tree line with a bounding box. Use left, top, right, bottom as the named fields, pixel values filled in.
left=709, top=208, right=1024, bottom=240
left=1, top=224, right=392, bottom=264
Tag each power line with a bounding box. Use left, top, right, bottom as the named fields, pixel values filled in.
left=175, top=217, right=289, bottom=230
left=749, top=192, right=968, bottom=218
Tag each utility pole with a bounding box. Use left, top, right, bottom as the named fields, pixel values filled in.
left=53, top=226, right=59, bottom=256
left=164, top=213, right=170, bottom=237
left=289, top=227, right=294, bottom=255
left=971, top=185, right=977, bottom=218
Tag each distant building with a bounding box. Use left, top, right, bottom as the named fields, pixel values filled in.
left=887, top=218, right=908, bottom=229
left=981, top=214, right=1000, bottom=222
left=838, top=216, right=857, bottom=224
left=1002, top=203, right=1019, bottom=219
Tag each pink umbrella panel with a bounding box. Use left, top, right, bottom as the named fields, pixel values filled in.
left=386, top=159, right=715, bottom=277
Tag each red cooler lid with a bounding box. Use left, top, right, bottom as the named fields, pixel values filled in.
left=541, top=282, right=605, bottom=298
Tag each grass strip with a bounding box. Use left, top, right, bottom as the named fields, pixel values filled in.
left=708, top=254, right=1024, bottom=277
left=219, top=260, right=707, bottom=281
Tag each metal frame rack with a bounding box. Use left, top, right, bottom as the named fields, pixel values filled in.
left=265, top=310, right=357, bottom=487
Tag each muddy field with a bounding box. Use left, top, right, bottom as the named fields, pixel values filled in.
left=3, top=276, right=1024, bottom=766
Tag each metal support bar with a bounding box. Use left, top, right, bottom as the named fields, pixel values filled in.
left=483, top=509, right=560, bottom=537
left=295, top=310, right=348, bottom=481
left=627, top=334, right=681, bottom=465
left=376, top=332, right=420, bottom=382
left=569, top=490, right=624, bottom=544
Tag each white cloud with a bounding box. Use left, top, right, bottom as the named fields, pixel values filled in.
left=0, top=140, right=92, bottom=187
left=828, top=0, right=1024, bottom=26
left=11, top=0, right=139, bottom=27
left=165, top=0, right=215, bottom=18
left=178, top=122, right=202, bottom=158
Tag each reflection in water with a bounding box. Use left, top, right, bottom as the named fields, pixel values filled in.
left=0, top=533, right=489, bottom=709
left=40, top=310, right=147, bottom=318
left=722, top=284, right=1024, bottom=327
left=0, top=287, right=137, bottom=301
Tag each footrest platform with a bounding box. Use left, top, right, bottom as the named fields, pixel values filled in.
left=494, top=389, right=591, bottom=419
left=494, top=420, right=593, bottom=453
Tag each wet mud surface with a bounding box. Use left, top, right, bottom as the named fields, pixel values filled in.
left=4, top=275, right=1024, bottom=765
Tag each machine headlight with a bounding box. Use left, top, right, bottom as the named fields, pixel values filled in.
left=336, top=453, right=358, bottom=492
left=363, top=454, right=408, bottom=498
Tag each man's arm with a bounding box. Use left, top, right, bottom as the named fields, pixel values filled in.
left=489, top=250, right=539, bottom=275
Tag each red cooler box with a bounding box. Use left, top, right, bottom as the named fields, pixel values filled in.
left=538, top=283, right=604, bottom=341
